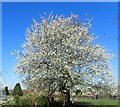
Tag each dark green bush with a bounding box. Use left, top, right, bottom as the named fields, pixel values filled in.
left=3, top=86, right=10, bottom=95
left=35, top=96, right=50, bottom=107
left=12, top=83, right=23, bottom=96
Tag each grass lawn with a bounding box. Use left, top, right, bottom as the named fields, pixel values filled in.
left=77, top=98, right=119, bottom=106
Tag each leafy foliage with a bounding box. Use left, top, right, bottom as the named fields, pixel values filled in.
left=12, top=83, right=23, bottom=96
left=35, top=96, right=50, bottom=107
left=3, top=86, right=10, bottom=95
left=2, top=95, right=34, bottom=107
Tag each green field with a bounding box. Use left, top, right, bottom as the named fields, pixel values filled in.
left=77, top=98, right=119, bottom=106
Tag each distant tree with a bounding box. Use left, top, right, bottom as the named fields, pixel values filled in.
left=12, top=83, right=23, bottom=96
left=75, top=89, right=82, bottom=96
left=4, top=86, right=10, bottom=95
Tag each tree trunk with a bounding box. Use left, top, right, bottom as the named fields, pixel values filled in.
left=62, top=89, right=70, bottom=107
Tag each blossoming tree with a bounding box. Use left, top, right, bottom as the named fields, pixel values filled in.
left=15, top=14, right=113, bottom=106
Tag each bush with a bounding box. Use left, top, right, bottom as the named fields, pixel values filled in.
left=13, top=95, right=20, bottom=105
left=2, top=94, right=51, bottom=107
left=3, top=86, right=10, bottom=95
left=35, top=96, right=50, bottom=107
left=2, top=95, right=34, bottom=107
left=1, top=97, right=17, bottom=107
left=19, top=96, right=33, bottom=106
left=12, top=83, right=23, bottom=96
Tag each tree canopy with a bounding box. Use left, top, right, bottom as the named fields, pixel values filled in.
left=15, top=14, right=114, bottom=96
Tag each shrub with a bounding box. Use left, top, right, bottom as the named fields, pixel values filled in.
left=1, top=97, right=17, bottom=107
left=2, top=95, right=34, bottom=107
left=12, top=83, right=23, bottom=96
left=35, top=96, right=50, bottom=107
left=3, top=86, right=10, bottom=95
left=14, top=95, right=20, bottom=104
left=18, top=96, right=33, bottom=106
left=25, top=93, right=36, bottom=105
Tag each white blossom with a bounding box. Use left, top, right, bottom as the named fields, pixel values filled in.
left=15, top=14, right=114, bottom=95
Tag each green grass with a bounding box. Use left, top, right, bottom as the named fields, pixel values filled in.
left=77, top=98, right=119, bottom=105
